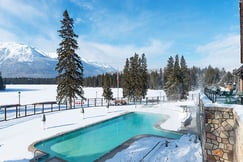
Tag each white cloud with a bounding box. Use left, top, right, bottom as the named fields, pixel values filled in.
left=0, top=28, right=18, bottom=42
left=194, top=34, right=241, bottom=71
left=70, top=0, right=94, bottom=10
left=0, top=0, right=45, bottom=21
left=77, top=38, right=172, bottom=69
left=0, top=0, right=59, bottom=46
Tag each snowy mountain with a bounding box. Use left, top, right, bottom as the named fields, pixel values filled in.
left=0, top=42, right=115, bottom=78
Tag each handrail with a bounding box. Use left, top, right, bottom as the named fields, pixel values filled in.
left=30, top=149, right=48, bottom=162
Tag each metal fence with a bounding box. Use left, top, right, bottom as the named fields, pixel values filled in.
left=0, top=96, right=161, bottom=121
left=204, top=87, right=240, bottom=104
left=0, top=93, right=199, bottom=122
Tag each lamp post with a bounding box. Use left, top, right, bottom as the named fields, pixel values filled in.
left=18, top=91, right=21, bottom=105
left=18, top=91, right=21, bottom=116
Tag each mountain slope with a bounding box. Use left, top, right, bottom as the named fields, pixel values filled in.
left=0, top=42, right=115, bottom=78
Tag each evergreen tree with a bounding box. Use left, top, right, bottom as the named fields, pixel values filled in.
left=149, top=70, right=159, bottom=89
left=122, top=58, right=130, bottom=99
left=122, top=53, right=148, bottom=101
left=180, top=55, right=189, bottom=99
left=0, top=72, right=5, bottom=90
left=189, top=66, right=199, bottom=89
left=102, top=73, right=113, bottom=107
left=204, top=65, right=220, bottom=86
left=164, top=55, right=190, bottom=100
left=56, top=10, right=84, bottom=108
left=173, top=54, right=181, bottom=95
left=159, top=68, right=164, bottom=89
left=140, top=53, right=148, bottom=98
left=130, top=53, right=140, bottom=100
left=164, top=56, right=174, bottom=100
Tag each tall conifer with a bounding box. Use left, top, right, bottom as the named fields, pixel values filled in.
left=180, top=55, right=189, bottom=99
left=0, top=72, right=5, bottom=90
left=164, top=56, right=174, bottom=99
left=56, top=10, right=84, bottom=108
left=102, top=73, right=113, bottom=107
left=122, top=58, right=130, bottom=99
left=140, top=53, right=148, bottom=98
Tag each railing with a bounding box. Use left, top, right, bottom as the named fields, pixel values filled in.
left=204, top=87, right=217, bottom=103
left=204, top=87, right=240, bottom=104
left=0, top=102, right=67, bottom=121
left=0, top=96, right=161, bottom=121
left=0, top=93, right=199, bottom=122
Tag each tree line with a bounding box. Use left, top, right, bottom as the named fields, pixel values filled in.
left=83, top=56, right=236, bottom=100
left=2, top=58, right=236, bottom=102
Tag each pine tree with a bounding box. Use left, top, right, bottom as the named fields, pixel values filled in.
left=164, top=56, right=174, bottom=100
left=173, top=54, right=181, bottom=95
left=140, top=53, right=148, bottom=98
left=56, top=10, right=84, bottom=108
left=189, top=66, right=199, bottom=89
left=122, top=58, right=130, bottom=99
left=0, top=72, right=5, bottom=90
left=122, top=53, right=148, bottom=101
left=159, top=68, right=164, bottom=89
left=204, top=65, right=220, bottom=86
left=102, top=73, right=113, bottom=108
left=130, top=53, right=140, bottom=100
left=180, top=55, right=189, bottom=99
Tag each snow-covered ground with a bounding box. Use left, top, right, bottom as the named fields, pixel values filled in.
left=200, top=93, right=243, bottom=121
left=0, top=85, right=202, bottom=162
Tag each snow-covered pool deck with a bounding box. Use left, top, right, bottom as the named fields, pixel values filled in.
left=0, top=100, right=201, bottom=162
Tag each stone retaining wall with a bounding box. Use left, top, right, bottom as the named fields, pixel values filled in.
left=199, top=101, right=243, bottom=162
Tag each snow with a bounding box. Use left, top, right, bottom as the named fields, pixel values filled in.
left=106, top=134, right=201, bottom=162
left=0, top=42, right=44, bottom=62
left=0, top=85, right=202, bottom=162
left=200, top=93, right=243, bottom=121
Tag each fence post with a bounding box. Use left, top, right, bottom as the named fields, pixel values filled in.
left=87, top=99, right=89, bottom=107
left=42, top=104, right=44, bottom=113
left=16, top=106, right=18, bottom=118
left=146, top=97, right=148, bottom=105
left=4, top=107, right=7, bottom=121
left=51, top=103, right=53, bottom=112
left=25, top=105, right=27, bottom=116
left=34, top=104, right=36, bottom=115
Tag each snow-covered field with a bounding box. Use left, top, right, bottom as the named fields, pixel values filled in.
left=0, top=85, right=202, bottom=162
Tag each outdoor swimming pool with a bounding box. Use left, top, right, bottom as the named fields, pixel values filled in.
left=34, top=112, right=181, bottom=161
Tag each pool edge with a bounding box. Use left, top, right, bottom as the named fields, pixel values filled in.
left=94, top=134, right=173, bottom=162
left=28, top=111, right=131, bottom=160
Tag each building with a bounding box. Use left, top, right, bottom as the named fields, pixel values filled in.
left=234, top=1, right=243, bottom=93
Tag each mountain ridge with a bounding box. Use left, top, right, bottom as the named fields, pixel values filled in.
left=0, top=42, right=115, bottom=78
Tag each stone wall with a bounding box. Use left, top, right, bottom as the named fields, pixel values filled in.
left=199, top=101, right=243, bottom=162
left=204, top=107, right=235, bottom=161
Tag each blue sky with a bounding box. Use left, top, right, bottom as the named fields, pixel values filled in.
left=0, top=0, right=241, bottom=71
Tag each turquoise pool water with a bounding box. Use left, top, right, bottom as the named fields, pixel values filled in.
left=35, top=112, right=181, bottom=161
